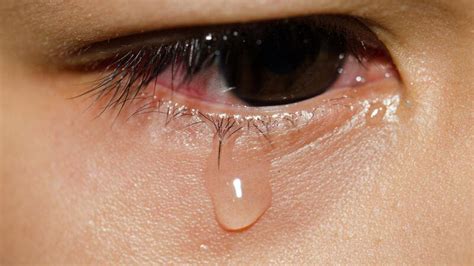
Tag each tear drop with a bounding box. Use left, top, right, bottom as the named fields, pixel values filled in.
left=204, top=135, right=272, bottom=231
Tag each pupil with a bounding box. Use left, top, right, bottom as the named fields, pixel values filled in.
left=218, top=22, right=345, bottom=106
left=260, top=26, right=315, bottom=75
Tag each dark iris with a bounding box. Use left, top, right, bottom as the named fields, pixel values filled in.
left=216, top=21, right=346, bottom=106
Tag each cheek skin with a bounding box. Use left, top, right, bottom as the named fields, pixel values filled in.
left=2, top=60, right=404, bottom=264
left=3, top=56, right=471, bottom=263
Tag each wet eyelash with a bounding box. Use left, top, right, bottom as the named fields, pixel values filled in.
left=73, top=15, right=384, bottom=116
left=124, top=97, right=354, bottom=146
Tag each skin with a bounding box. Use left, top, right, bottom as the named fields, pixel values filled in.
left=1, top=0, right=473, bottom=264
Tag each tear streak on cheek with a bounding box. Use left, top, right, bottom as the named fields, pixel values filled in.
left=62, top=73, right=402, bottom=235
left=192, top=78, right=402, bottom=231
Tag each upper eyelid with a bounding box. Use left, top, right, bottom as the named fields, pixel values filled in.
left=67, top=27, right=215, bottom=66
left=64, top=15, right=383, bottom=68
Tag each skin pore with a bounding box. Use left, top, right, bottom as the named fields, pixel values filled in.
left=1, top=0, right=473, bottom=264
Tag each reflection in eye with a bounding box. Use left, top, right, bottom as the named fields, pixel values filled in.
left=73, top=15, right=400, bottom=231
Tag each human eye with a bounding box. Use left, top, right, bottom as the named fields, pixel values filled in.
left=4, top=0, right=473, bottom=262
left=68, top=15, right=401, bottom=231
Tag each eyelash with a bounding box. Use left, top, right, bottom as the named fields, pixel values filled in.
left=72, top=15, right=396, bottom=139
left=76, top=16, right=383, bottom=107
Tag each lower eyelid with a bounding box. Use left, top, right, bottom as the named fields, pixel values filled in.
left=107, top=74, right=402, bottom=150
left=272, top=79, right=401, bottom=151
